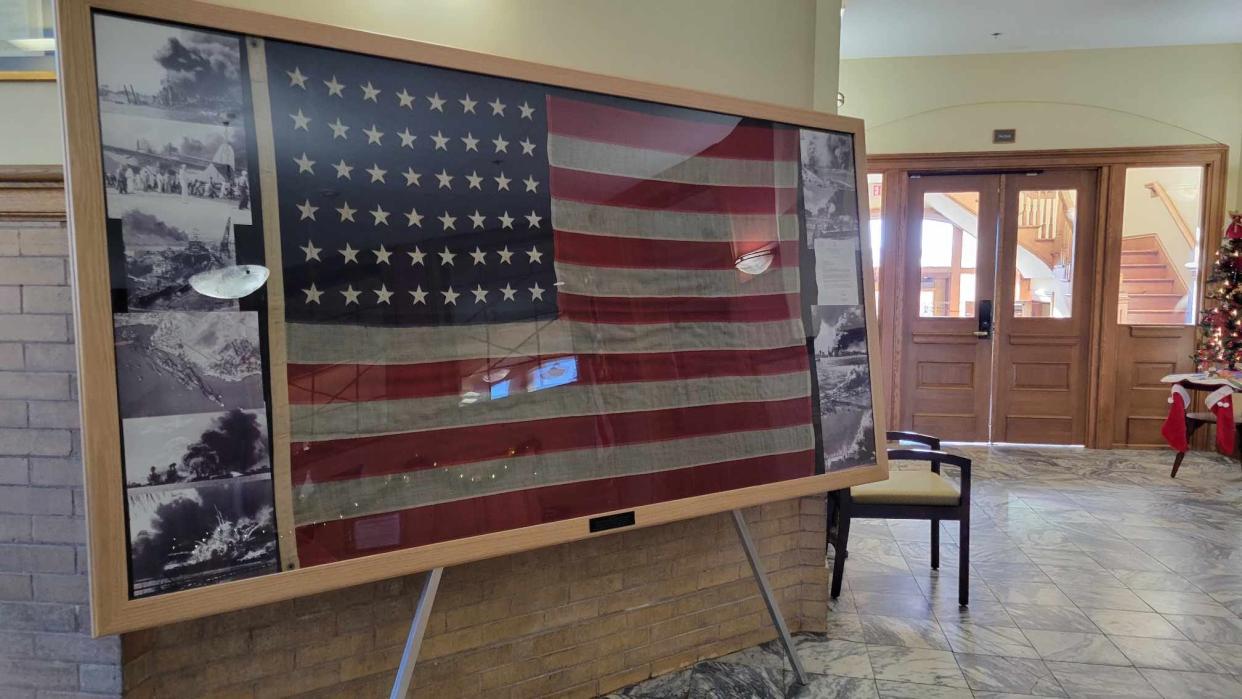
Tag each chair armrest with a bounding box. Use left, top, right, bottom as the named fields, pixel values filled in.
left=885, top=431, right=941, bottom=449
left=886, top=448, right=971, bottom=499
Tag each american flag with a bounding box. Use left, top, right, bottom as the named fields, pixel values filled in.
left=261, top=40, right=816, bottom=566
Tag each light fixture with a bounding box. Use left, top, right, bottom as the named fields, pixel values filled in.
left=189, top=264, right=269, bottom=299
left=735, top=245, right=776, bottom=276
left=9, top=38, right=56, bottom=53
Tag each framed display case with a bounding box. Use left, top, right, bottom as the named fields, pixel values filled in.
left=57, top=0, right=887, bottom=635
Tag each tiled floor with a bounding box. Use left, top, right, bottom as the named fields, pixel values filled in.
left=606, top=445, right=1242, bottom=698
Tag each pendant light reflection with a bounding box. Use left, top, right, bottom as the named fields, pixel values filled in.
left=189, top=264, right=270, bottom=299
left=734, top=244, right=776, bottom=276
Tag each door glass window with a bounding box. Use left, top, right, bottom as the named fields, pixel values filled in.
left=1012, top=189, right=1077, bottom=318
left=1117, top=166, right=1204, bottom=325
left=919, top=192, right=979, bottom=318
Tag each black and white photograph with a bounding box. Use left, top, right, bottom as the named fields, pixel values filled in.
left=800, top=129, right=859, bottom=244
left=120, top=207, right=238, bottom=311
left=127, top=478, right=278, bottom=598
left=122, top=408, right=270, bottom=488
left=813, top=304, right=875, bottom=471
left=114, top=311, right=265, bottom=418
left=94, top=13, right=253, bottom=227
left=812, top=304, right=868, bottom=358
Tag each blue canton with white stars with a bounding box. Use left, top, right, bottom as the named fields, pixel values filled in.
left=265, top=40, right=557, bottom=326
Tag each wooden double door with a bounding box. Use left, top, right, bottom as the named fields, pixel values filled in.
left=899, top=170, right=1097, bottom=443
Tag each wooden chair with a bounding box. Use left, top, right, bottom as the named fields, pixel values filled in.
left=827, top=431, right=972, bottom=606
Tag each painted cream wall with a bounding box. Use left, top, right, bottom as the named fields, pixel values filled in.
left=839, top=44, right=1242, bottom=208
left=1, top=0, right=844, bottom=166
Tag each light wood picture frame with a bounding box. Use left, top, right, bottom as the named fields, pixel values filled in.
left=56, top=0, right=888, bottom=636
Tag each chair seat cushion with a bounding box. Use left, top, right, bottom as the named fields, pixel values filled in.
left=851, top=470, right=960, bottom=506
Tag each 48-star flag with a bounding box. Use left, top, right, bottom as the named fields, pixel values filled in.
left=260, top=39, right=819, bottom=566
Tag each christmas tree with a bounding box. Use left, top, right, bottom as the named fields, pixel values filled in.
left=1195, top=212, right=1242, bottom=369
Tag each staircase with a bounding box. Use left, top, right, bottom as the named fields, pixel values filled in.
left=1119, top=234, right=1189, bottom=324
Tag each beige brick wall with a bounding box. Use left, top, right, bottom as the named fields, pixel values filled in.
left=0, top=219, right=123, bottom=697
left=123, top=498, right=828, bottom=698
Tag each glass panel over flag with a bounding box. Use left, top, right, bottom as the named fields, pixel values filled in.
left=89, top=9, right=878, bottom=596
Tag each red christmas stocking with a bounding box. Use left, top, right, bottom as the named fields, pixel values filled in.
left=1205, top=386, right=1236, bottom=455
left=1162, top=385, right=1190, bottom=452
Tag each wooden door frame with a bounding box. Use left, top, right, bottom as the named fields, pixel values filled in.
left=869, top=145, right=1229, bottom=448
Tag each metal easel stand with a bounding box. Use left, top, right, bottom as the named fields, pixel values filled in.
left=389, top=567, right=443, bottom=699
left=390, top=511, right=808, bottom=696
left=731, top=509, right=809, bottom=687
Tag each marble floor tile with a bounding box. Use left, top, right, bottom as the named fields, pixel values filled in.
left=850, top=592, right=936, bottom=620
left=1039, top=566, right=1126, bottom=590
left=940, top=622, right=1038, bottom=658
left=1003, top=604, right=1100, bottom=633
left=1136, top=668, right=1242, bottom=699
left=788, top=674, right=878, bottom=699
left=1161, top=614, right=1242, bottom=644
left=859, top=615, right=949, bottom=650
left=716, top=641, right=790, bottom=672
left=1081, top=610, right=1184, bottom=640
left=604, top=667, right=693, bottom=698
left=1109, top=635, right=1228, bottom=673
left=1192, top=641, right=1242, bottom=674
left=931, top=598, right=1017, bottom=627
left=1107, top=570, right=1197, bottom=593
left=823, top=612, right=866, bottom=642
left=686, top=661, right=786, bottom=699
left=955, top=653, right=1066, bottom=697
left=1056, top=586, right=1151, bottom=612
left=1022, top=630, right=1130, bottom=666
left=1022, top=547, right=1108, bottom=570
left=1044, top=661, right=1162, bottom=699
left=988, top=582, right=1075, bottom=607
left=1132, top=589, right=1234, bottom=618
left=873, top=680, right=972, bottom=698
left=847, top=574, right=925, bottom=596
left=866, top=645, right=967, bottom=688
left=793, top=634, right=874, bottom=678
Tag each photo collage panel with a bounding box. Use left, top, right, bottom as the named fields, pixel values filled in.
left=800, top=130, right=877, bottom=472
left=93, top=13, right=279, bottom=598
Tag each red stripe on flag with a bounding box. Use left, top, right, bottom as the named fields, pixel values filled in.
left=288, top=346, right=809, bottom=405
left=290, top=396, right=811, bottom=484
left=558, top=293, right=798, bottom=324
left=546, top=95, right=796, bottom=161
left=553, top=230, right=796, bottom=271
left=294, top=449, right=817, bottom=566
left=550, top=167, right=793, bottom=214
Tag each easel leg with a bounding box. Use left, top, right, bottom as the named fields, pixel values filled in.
left=731, top=509, right=809, bottom=686
left=390, top=567, right=444, bottom=699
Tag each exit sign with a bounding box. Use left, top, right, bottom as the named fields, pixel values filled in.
left=993, top=129, right=1017, bottom=144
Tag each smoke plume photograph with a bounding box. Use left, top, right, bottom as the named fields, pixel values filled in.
left=94, top=13, right=253, bottom=226
left=813, top=303, right=875, bottom=471
left=800, top=129, right=859, bottom=244
left=127, top=478, right=278, bottom=598
left=114, top=311, right=265, bottom=418
left=122, top=408, right=270, bottom=488
left=120, top=208, right=238, bottom=312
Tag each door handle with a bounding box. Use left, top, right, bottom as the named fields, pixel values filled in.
left=976, top=300, right=993, bottom=339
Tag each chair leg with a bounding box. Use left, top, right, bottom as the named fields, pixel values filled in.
left=1170, top=450, right=1186, bottom=479
left=930, top=519, right=940, bottom=570
left=830, top=504, right=851, bottom=600
left=958, top=514, right=970, bottom=607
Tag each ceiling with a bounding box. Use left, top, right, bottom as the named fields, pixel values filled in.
left=840, top=0, right=1242, bottom=59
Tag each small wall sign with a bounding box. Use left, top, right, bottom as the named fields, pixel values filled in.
left=993, top=129, right=1017, bottom=144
